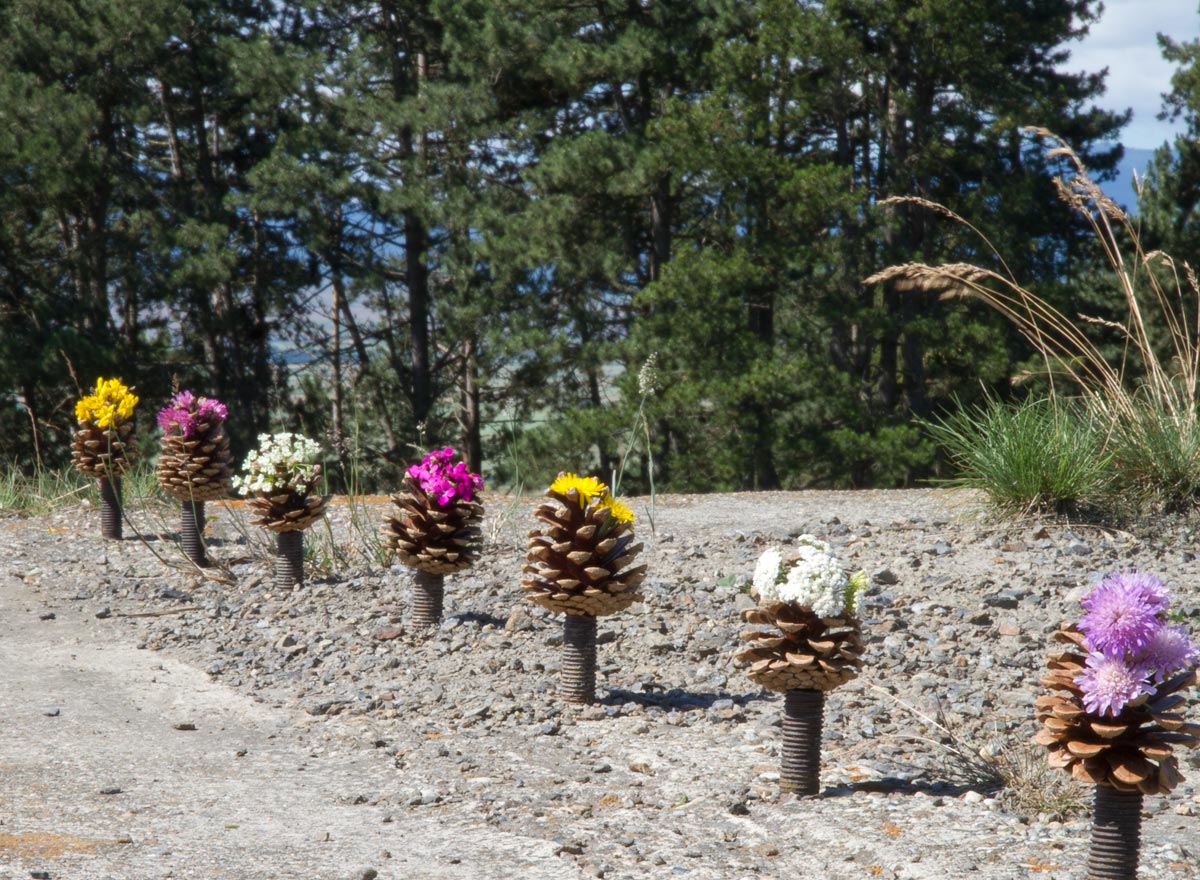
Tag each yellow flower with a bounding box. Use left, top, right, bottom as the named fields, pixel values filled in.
left=597, top=493, right=635, bottom=524
left=75, top=377, right=139, bottom=427
left=550, top=472, right=608, bottom=503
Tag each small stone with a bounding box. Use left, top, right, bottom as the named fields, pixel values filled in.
left=98, top=786, right=122, bottom=795
left=1174, top=803, right=1194, bottom=816
left=371, top=624, right=404, bottom=641
left=42, top=708, right=60, bottom=717
left=351, top=869, right=378, bottom=880
left=963, top=790, right=984, bottom=804
left=116, top=835, right=133, bottom=844
left=30, top=872, right=51, bottom=879
left=873, top=568, right=899, bottom=585
left=95, top=607, right=112, bottom=619
left=173, top=722, right=197, bottom=731
left=997, top=621, right=1021, bottom=637
left=38, top=612, right=55, bottom=620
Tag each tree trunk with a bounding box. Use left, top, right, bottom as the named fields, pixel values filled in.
left=461, top=339, right=483, bottom=474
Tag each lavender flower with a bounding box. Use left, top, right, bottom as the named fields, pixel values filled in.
left=1078, top=570, right=1168, bottom=656
left=1141, top=623, right=1200, bottom=681
left=1075, top=652, right=1156, bottom=717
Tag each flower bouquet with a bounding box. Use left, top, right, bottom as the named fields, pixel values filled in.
left=231, top=433, right=327, bottom=588
left=72, top=377, right=139, bottom=540
left=381, top=447, right=484, bottom=628
left=522, top=473, right=646, bottom=703
left=1035, top=570, right=1198, bottom=880
left=737, top=537, right=867, bottom=794
left=156, top=390, right=233, bottom=566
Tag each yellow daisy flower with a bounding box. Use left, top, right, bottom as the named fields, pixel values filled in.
left=549, top=472, right=608, bottom=504
left=596, top=493, right=635, bottom=524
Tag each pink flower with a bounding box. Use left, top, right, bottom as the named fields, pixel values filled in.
left=406, top=447, right=483, bottom=506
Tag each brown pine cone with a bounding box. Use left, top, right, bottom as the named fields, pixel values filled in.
left=1034, top=624, right=1200, bottom=795
left=521, top=487, right=646, bottom=617
left=246, top=464, right=328, bottom=533
left=72, top=420, right=136, bottom=478
left=382, top=473, right=484, bottom=575
left=736, top=602, right=864, bottom=692
left=157, top=418, right=234, bottom=501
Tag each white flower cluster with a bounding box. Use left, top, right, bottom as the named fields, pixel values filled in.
left=231, top=432, right=322, bottom=496
left=751, top=536, right=866, bottom=619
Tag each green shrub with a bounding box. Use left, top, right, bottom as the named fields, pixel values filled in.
left=926, top=396, right=1112, bottom=516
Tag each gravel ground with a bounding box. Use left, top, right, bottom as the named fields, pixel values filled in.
left=2, top=488, right=1199, bottom=880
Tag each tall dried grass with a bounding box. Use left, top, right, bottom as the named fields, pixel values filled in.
left=868, top=128, right=1200, bottom=510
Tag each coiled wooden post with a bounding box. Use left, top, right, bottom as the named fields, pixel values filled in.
left=275, top=530, right=304, bottom=589
left=780, top=689, right=824, bottom=795
left=1087, top=786, right=1143, bottom=880
left=180, top=500, right=207, bottom=567
left=560, top=613, right=598, bottom=703
left=410, top=570, right=445, bottom=629
left=99, top=476, right=122, bottom=540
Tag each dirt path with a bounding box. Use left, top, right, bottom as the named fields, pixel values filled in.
left=0, top=576, right=580, bottom=880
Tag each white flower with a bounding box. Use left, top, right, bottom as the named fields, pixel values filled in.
left=752, top=547, right=785, bottom=599
left=233, top=432, right=322, bottom=496
left=756, top=535, right=853, bottom=618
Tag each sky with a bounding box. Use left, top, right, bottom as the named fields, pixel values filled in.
left=1068, top=0, right=1200, bottom=149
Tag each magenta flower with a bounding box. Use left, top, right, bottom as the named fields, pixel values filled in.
left=157, top=390, right=228, bottom=438
left=407, top=447, right=483, bottom=506
left=1141, top=623, right=1199, bottom=681
left=1075, top=652, right=1156, bottom=717
left=1078, top=571, right=1168, bottom=656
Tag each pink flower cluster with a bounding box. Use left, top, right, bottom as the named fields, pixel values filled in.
left=407, top=447, right=483, bottom=507
left=1074, top=570, right=1197, bottom=717
left=157, top=390, right=229, bottom=438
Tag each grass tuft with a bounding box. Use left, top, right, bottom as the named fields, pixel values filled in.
left=925, top=396, right=1111, bottom=516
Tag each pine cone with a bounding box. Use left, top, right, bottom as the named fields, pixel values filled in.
left=156, top=417, right=234, bottom=501
left=382, top=473, right=484, bottom=575
left=246, top=465, right=328, bottom=533
left=1034, top=624, right=1200, bottom=795
left=521, top=487, right=646, bottom=616
left=72, top=420, right=136, bottom=478
left=736, top=602, right=864, bottom=692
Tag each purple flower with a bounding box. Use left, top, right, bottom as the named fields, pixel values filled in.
left=1078, top=570, right=1169, bottom=656
left=1141, top=623, right=1199, bottom=681
left=406, top=447, right=483, bottom=506
left=157, top=390, right=228, bottom=438
left=157, top=405, right=191, bottom=435
left=1075, top=652, right=1157, bottom=717
left=196, top=397, right=228, bottom=423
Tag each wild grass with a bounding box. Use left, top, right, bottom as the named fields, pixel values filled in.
left=989, top=741, right=1089, bottom=821
left=0, top=460, right=162, bottom=517
left=924, top=395, right=1112, bottom=516
left=867, top=684, right=1088, bottom=818
left=869, top=127, right=1200, bottom=515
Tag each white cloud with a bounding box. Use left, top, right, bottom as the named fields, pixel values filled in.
left=1065, top=0, right=1200, bottom=147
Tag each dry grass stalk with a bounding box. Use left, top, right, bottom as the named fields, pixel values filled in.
left=868, top=128, right=1200, bottom=468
